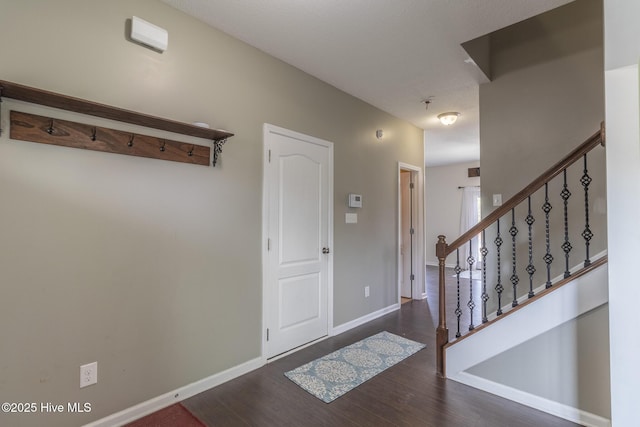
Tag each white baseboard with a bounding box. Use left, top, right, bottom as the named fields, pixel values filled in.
left=331, top=303, right=400, bottom=336
left=84, top=356, right=264, bottom=427
left=451, top=371, right=611, bottom=427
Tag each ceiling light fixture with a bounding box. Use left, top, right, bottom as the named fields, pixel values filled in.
left=437, top=112, right=460, bottom=126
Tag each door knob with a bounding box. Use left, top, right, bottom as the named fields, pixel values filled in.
left=322, top=247, right=330, bottom=254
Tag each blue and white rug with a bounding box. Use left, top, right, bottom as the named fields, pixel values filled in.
left=284, top=331, right=426, bottom=403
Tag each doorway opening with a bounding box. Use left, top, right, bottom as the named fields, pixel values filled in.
left=397, top=163, right=424, bottom=305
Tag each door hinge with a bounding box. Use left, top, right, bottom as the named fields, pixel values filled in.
left=267, top=238, right=271, bottom=251
left=266, top=328, right=270, bottom=341
left=268, top=149, right=271, bottom=163
left=410, top=227, right=415, bottom=235
left=410, top=274, right=415, bottom=281
left=409, top=182, right=414, bottom=189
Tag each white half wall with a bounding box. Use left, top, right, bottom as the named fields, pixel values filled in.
left=604, top=63, right=640, bottom=427
left=446, top=262, right=608, bottom=374
left=447, top=263, right=610, bottom=424
left=604, top=0, right=640, bottom=423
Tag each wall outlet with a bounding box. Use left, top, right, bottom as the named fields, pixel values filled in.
left=80, top=362, right=97, bottom=388
left=364, top=286, right=370, bottom=298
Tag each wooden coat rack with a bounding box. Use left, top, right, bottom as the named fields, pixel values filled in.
left=10, top=111, right=211, bottom=166
left=0, top=80, right=234, bottom=166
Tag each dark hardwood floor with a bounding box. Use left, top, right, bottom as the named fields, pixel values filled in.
left=183, top=274, right=579, bottom=427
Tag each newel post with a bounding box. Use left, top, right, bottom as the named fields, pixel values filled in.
left=436, top=235, right=449, bottom=377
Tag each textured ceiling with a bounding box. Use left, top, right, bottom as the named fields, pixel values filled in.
left=162, top=0, right=574, bottom=166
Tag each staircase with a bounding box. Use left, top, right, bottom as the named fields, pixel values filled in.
left=434, top=124, right=609, bottom=425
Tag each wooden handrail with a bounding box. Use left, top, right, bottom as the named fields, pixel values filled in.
left=445, top=123, right=605, bottom=256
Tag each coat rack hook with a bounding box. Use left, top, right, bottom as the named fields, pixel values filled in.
left=47, top=119, right=55, bottom=135
left=188, top=145, right=194, bottom=157
left=90, top=127, right=97, bottom=141
left=128, top=134, right=135, bottom=147
left=160, top=140, right=166, bottom=152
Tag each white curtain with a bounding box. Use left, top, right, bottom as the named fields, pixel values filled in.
left=460, top=186, right=481, bottom=270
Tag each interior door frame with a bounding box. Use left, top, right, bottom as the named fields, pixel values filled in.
left=261, top=123, right=334, bottom=362
left=397, top=162, right=425, bottom=303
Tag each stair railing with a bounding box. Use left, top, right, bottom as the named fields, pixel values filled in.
left=436, top=123, right=606, bottom=377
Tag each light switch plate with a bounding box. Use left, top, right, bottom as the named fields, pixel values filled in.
left=492, top=194, right=503, bottom=206
left=345, top=213, right=358, bottom=224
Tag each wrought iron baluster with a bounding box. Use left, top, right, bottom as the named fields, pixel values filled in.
left=526, top=196, right=536, bottom=298
left=510, top=208, right=519, bottom=307
left=454, top=249, right=462, bottom=338
left=581, top=154, right=593, bottom=267
left=542, top=183, right=553, bottom=288
left=481, top=230, right=489, bottom=324
left=561, top=169, right=572, bottom=278
left=467, top=240, right=476, bottom=331
left=495, top=219, right=504, bottom=316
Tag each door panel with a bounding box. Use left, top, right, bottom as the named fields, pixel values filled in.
left=279, top=272, right=321, bottom=329
left=280, top=155, right=321, bottom=264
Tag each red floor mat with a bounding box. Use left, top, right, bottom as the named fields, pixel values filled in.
left=125, top=403, right=205, bottom=427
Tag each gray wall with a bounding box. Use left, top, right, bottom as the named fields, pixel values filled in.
left=480, top=0, right=605, bottom=219
left=467, top=0, right=610, bottom=419
left=479, top=0, right=606, bottom=311
left=0, top=1, right=423, bottom=425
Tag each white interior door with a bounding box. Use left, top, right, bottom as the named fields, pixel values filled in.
left=264, top=125, right=333, bottom=359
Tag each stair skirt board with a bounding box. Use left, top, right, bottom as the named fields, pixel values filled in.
left=450, top=371, right=611, bottom=427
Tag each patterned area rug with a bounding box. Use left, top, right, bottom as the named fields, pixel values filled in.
left=284, top=331, right=426, bottom=403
